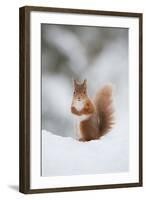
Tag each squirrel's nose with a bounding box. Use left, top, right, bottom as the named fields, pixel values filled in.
left=78, top=98, right=80, bottom=101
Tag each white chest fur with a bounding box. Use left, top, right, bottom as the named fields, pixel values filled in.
left=75, top=115, right=90, bottom=139
left=73, top=100, right=91, bottom=139
left=74, top=100, right=84, bottom=111
left=73, top=100, right=91, bottom=121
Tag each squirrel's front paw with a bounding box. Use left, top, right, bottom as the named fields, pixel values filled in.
left=71, top=106, right=81, bottom=116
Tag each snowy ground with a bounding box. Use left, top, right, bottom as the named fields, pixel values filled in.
left=42, top=112, right=129, bottom=177
left=41, top=24, right=129, bottom=177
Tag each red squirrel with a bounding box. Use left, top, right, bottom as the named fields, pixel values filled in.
left=71, top=79, right=114, bottom=141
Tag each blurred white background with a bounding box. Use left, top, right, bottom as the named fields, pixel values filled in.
left=42, top=24, right=128, bottom=138
left=0, top=0, right=145, bottom=199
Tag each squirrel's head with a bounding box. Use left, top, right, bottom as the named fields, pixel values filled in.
left=73, top=79, right=87, bottom=101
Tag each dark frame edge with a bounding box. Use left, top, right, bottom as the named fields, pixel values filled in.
left=20, top=5, right=143, bottom=17
left=23, top=182, right=142, bottom=194
left=19, top=6, right=30, bottom=194
left=138, top=13, right=143, bottom=187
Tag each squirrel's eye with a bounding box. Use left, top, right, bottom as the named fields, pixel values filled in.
left=83, top=91, right=86, bottom=94
left=73, top=91, right=76, bottom=95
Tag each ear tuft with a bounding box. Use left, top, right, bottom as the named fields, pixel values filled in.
left=83, top=79, right=87, bottom=86
left=72, top=79, right=77, bottom=87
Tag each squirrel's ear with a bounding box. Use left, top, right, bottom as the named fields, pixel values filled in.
left=83, top=79, right=87, bottom=86
left=72, top=79, right=77, bottom=87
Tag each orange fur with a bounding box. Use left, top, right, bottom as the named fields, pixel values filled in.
left=93, top=85, right=114, bottom=137
left=71, top=80, right=114, bottom=141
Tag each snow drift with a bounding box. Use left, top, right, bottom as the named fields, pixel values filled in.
left=42, top=124, right=129, bottom=177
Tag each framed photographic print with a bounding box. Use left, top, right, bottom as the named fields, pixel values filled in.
left=19, top=6, right=143, bottom=194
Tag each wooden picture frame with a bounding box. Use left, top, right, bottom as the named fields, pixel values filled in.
left=19, top=6, right=143, bottom=194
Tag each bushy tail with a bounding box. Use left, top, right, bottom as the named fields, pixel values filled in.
left=94, top=84, right=114, bottom=137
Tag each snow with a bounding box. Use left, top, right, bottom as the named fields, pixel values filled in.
left=41, top=25, right=129, bottom=177
left=42, top=118, right=129, bottom=177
